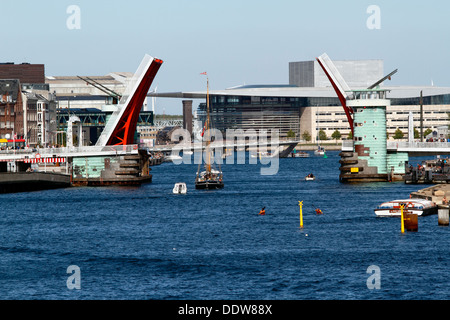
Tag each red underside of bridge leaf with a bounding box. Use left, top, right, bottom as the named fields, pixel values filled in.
left=316, top=58, right=354, bottom=137
left=106, top=59, right=163, bottom=146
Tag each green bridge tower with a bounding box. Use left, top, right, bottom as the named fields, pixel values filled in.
left=317, top=53, right=408, bottom=182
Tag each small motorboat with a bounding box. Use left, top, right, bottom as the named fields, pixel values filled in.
left=173, top=182, right=187, bottom=194
left=305, top=173, right=316, bottom=181
left=290, top=151, right=309, bottom=158
left=374, top=198, right=437, bottom=217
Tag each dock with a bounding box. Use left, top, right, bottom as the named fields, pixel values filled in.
left=404, top=157, right=450, bottom=184
left=410, top=184, right=450, bottom=204
left=410, top=184, right=450, bottom=226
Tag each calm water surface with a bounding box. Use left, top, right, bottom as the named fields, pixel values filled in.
left=0, top=151, right=448, bottom=300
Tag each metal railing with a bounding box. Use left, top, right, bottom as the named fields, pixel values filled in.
left=387, top=141, right=450, bottom=150
left=341, top=140, right=354, bottom=151
left=0, top=144, right=139, bottom=157
left=340, top=140, right=450, bottom=152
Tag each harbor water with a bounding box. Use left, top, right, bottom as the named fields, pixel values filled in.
left=0, top=151, right=449, bottom=300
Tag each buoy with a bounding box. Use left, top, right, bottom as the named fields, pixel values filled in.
left=400, top=205, right=405, bottom=233
left=404, top=212, right=418, bottom=232
left=298, top=201, right=303, bottom=228
left=400, top=205, right=418, bottom=232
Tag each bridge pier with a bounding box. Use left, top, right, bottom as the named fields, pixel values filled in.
left=337, top=89, right=411, bottom=183
left=71, top=149, right=152, bottom=186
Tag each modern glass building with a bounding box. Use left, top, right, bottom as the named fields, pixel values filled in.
left=197, top=85, right=315, bottom=138
left=57, top=108, right=153, bottom=145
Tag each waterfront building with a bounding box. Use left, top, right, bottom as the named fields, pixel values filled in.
left=47, top=72, right=155, bottom=146
left=289, top=59, right=383, bottom=88
left=21, top=83, right=58, bottom=147
left=0, top=80, right=57, bottom=147
left=0, top=80, right=23, bottom=140
left=0, top=63, right=58, bottom=147
left=56, top=108, right=154, bottom=146
left=47, top=73, right=140, bottom=110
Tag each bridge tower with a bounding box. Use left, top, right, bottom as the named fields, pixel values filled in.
left=96, top=54, right=163, bottom=146
left=317, top=53, right=407, bottom=182
left=345, top=89, right=390, bottom=181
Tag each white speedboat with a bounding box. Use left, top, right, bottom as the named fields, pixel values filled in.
left=374, top=198, right=437, bottom=217
left=314, top=146, right=325, bottom=156
left=173, top=182, right=187, bottom=194
left=290, top=151, right=309, bottom=158
left=305, top=174, right=316, bottom=181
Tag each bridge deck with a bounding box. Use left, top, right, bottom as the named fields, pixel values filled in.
left=342, top=141, right=450, bottom=156
left=0, top=140, right=301, bottom=161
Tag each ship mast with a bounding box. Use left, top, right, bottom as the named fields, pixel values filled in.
left=205, top=76, right=211, bottom=172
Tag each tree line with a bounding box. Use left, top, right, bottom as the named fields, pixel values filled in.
left=297, top=128, right=435, bottom=142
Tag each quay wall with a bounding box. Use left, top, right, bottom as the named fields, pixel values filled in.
left=0, top=172, right=71, bottom=193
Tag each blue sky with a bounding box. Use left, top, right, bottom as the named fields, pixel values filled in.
left=2, top=0, right=450, bottom=114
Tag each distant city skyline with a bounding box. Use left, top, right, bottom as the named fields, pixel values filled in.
left=2, top=0, right=449, bottom=114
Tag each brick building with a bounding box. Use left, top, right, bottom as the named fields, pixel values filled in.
left=0, top=63, right=57, bottom=147
left=0, top=80, right=23, bottom=139
left=0, top=63, right=45, bottom=84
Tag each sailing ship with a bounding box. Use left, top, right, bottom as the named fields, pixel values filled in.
left=195, top=74, right=224, bottom=190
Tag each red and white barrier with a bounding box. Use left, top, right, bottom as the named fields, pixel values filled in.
left=23, top=158, right=66, bottom=163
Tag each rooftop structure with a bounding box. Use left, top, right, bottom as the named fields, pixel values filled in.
left=46, top=73, right=133, bottom=109
left=0, top=63, right=45, bottom=84
left=289, top=59, right=383, bottom=88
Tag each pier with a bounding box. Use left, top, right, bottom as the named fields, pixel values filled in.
left=0, top=171, right=70, bottom=193
left=410, top=184, right=450, bottom=226
left=0, top=144, right=152, bottom=189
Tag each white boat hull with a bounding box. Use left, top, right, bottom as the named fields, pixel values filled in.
left=374, top=199, right=437, bottom=217
left=374, top=208, right=430, bottom=217
left=173, top=182, right=187, bottom=194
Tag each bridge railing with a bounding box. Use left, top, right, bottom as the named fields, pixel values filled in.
left=341, top=140, right=450, bottom=152
left=341, top=140, right=354, bottom=151
left=387, top=141, right=450, bottom=150
left=0, top=144, right=139, bottom=157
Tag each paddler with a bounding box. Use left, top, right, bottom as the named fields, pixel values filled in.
left=259, top=207, right=266, bottom=215
left=315, top=208, right=323, bottom=215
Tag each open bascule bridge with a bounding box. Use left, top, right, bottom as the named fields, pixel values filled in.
left=317, top=53, right=450, bottom=183
left=0, top=54, right=299, bottom=191
left=0, top=54, right=163, bottom=190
